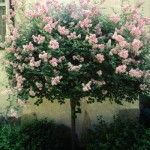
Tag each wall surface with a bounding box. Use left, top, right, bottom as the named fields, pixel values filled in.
left=0, top=0, right=150, bottom=134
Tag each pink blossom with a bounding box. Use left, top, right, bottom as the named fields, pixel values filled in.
left=115, top=65, right=127, bottom=73
left=11, top=0, right=17, bottom=6
left=49, top=58, right=58, bottom=67
left=27, top=11, right=39, bottom=18
left=29, top=57, right=41, bottom=67
left=119, top=41, right=127, bottom=48
left=58, top=56, right=65, bottom=63
left=82, top=9, right=92, bottom=16
left=10, top=9, right=15, bottom=18
left=139, top=84, right=147, bottom=91
left=123, top=5, right=132, bottom=13
left=129, top=69, right=143, bottom=78
left=68, top=2, right=77, bottom=11
left=131, top=27, right=141, bottom=37
left=36, top=82, right=43, bottom=90
left=18, top=65, right=24, bottom=72
left=109, top=14, right=120, bottom=24
left=112, top=32, right=124, bottom=42
left=23, top=42, right=35, bottom=51
left=132, top=39, right=143, bottom=50
left=82, top=81, right=92, bottom=92
left=95, top=54, right=105, bottom=63
left=12, top=28, right=19, bottom=40
left=67, top=32, right=80, bottom=39
left=92, top=80, right=106, bottom=86
left=34, top=60, right=41, bottom=67
left=70, top=12, right=78, bottom=20
left=44, top=24, right=52, bottom=32
left=68, top=62, right=82, bottom=71
left=97, top=70, right=102, bottom=76
left=73, top=55, right=84, bottom=62
left=58, top=25, right=69, bottom=35
left=10, top=108, right=18, bottom=118
left=79, top=18, right=92, bottom=28
left=42, top=16, right=52, bottom=23
left=49, top=40, right=59, bottom=50
left=32, top=35, right=45, bottom=44
left=15, top=74, right=25, bottom=91
left=39, top=51, right=50, bottom=62
left=118, top=49, right=128, bottom=59
left=29, top=89, right=36, bottom=96
left=51, top=76, right=62, bottom=85
left=86, top=34, right=98, bottom=44
left=93, top=44, right=105, bottom=50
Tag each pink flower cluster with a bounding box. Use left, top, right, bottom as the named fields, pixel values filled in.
left=32, top=35, right=45, bottom=44
left=10, top=108, right=18, bottom=118
left=129, top=69, right=143, bottom=78
left=112, top=32, right=124, bottom=42
left=109, top=14, right=120, bottom=24
left=44, top=19, right=57, bottom=32
left=15, top=73, right=25, bottom=91
left=36, top=82, right=43, bottom=90
left=30, top=57, right=41, bottom=67
left=97, top=70, right=102, bottom=76
left=132, top=39, right=143, bottom=50
left=11, top=0, right=17, bottom=6
left=39, top=51, right=50, bottom=62
left=68, top=62, right=82, bottom=71
left=51, top=76, right=62, bottom=85
left=139, top=84, right=147, bottom=91
left=18, top=65, right=24, bottom=72
left=86, top=34, right=98, bottom=44
left=23, top=42, right=35, bottom=51
left=118, top=49, right=128, bottom=59
left=115, top=65, right=127, bottom=73
left=49, top=58, right=58, bottom=67
left=93, top=44, right=105, bottom=50
left=95, top=54, right=105, bottom=63
left=49, top=40, right=59, bottom=50
left=79, top=18, right=92, bottom=28
left=131, top=27, right=142, bottom=37
left=82, top=81, right=92, bottom=92
left=70, top=12, right=78, bottom=20
left=92, top=80, right=106, bottom=86
left=44, top=24, right=52, bottom=32
left=58, top=25, right=70, bottom=35
left=12, top=28, right=19, bottom=40
left=82, top=9, right=92, bottom=17
left=29, top=89, right=36, bottom=96
left=73, top=55, right=84, bottom=62
left=67, top=32, right=81, bottom=39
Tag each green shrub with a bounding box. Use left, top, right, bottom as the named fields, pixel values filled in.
left=81, top=116, right=150, bottom=150
left=20, top=120, right=71, bottom=150
left=0, top=120, right=71, bottom=150
left=0, top=124, right=27, bottom=150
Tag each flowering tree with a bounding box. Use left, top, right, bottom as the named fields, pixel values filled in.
left=4, top=0, right=150, bottom=149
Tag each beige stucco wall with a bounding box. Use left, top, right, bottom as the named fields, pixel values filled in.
left=0, top=0, right=150, bottom=134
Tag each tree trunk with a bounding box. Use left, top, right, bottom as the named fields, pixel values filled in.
left=70, top=99, right=79, bottom=150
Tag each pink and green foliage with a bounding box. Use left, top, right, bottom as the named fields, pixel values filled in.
left=5, top=0, right=150, bottom=107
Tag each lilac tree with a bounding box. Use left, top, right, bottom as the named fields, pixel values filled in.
left=4, top=0, right=150, bottom=149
